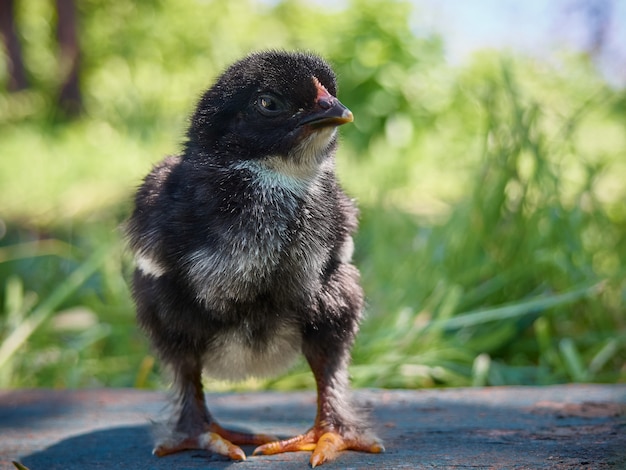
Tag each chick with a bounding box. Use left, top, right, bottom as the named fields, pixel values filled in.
left=126, top=50, right=383, bottom=467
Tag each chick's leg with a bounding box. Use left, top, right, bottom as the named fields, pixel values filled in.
left=254, top=264, right=384, bottom=467
left=154, top=358, right=275, bottom=461
left=253, top=350, right=384, bottom=466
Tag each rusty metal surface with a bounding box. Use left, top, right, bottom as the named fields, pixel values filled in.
left=1, top=385, right=625, bottom=469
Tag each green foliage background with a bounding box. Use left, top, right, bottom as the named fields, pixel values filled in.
left=1, top=0, right=625, bottom=390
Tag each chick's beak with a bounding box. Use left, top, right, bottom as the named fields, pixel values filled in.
left=299, top=100, right=353, bottom=128
left=298, top=77, right=354, bottom=129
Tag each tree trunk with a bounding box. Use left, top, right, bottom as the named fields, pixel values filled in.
left=0, top=0, right=28, bottom=92
left=55, top=0, right=82, bottom=116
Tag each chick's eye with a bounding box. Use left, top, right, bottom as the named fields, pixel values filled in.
left=259, top=96, right=274, bottom=109
left=256, top=94, right=284, bottom=116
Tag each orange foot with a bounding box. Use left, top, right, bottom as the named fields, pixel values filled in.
left=253, top=428, right=384, bottom=467
left=154, top=421, right=276, bottom=461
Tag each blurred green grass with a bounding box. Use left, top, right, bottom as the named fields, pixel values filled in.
left=0, top=0, right=625, bottom=390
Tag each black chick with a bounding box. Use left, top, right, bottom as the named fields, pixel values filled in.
left=126, top=50, right=383, bottom=467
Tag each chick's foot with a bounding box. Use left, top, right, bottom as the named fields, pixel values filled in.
left=154, top=421, right=276, bottom=461
left=253, top=427, right=384, bottom=467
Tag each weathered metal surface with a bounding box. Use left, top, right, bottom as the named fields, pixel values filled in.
left=1, top=385, right=625, bottom=469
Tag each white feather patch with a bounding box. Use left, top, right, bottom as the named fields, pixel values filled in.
left=291, top=126, right=337, bottom=166
left=136, top=252, right=167, bottom=277
left=338, top=235, right=355, bottom=263
left=203, top=323, right=301, bottom=381
left=232, top=127, right=336, bottom=195
left=232, top=159, right=310, bottom=195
